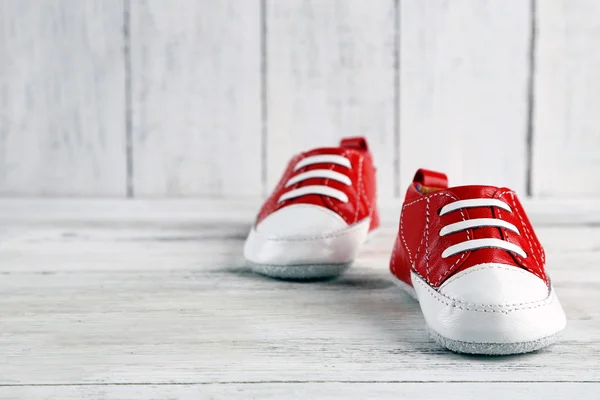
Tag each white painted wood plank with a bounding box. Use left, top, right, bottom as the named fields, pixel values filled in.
left=130, top=0, right=262, bottom=196
left=2, top=198, right=600, bottom=226
left=0, top=0, right=127, bottom=196
left=0, top=263, right=597, bottom=384
left=0, top=224, right=598, bottom=272
left=533, top=0, right=600, bottom=197
left=266, top=0, right=396, bottom=196
left=399, top=0, right=531, bottom=193
left=0, top=215, right=598, bottom=384
left=1, top=383, right=599, bottom=400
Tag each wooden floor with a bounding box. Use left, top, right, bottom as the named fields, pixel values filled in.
left=0, top=199, right=599, bottom=399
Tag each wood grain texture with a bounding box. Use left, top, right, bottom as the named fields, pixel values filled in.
left=532, top=0, right=600, bottom=197
left=0, top=0, right=127, bottom=196
left=0, top=200, right=599, bottom=393
left=265, top=0, right=396, bottom=196
left=130, top=0, right=262, bottom=196
left=1, top=197, right=600, bottom=226
left=399, top=0, right=531, bottom=193
left=2, top=383, right=599, bottom=400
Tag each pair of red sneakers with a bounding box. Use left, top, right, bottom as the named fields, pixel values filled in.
left=244, top=137, right=566, bottom=355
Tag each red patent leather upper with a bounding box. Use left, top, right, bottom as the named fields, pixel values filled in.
left=257, top=137, right=380, bottom=231
left=390, top=169, right=548, bottom=288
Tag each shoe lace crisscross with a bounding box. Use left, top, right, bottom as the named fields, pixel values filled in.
left=438, top=198, right=527, bottom=259
left=278, top=154, right=352, bottom=203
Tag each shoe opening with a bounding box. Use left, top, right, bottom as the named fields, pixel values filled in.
left=416, top=183, right=445, bottom=194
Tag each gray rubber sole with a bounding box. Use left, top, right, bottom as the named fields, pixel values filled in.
left=248, top=261, right=351, bottom=280
left=427, top=327, right=564, bottom=355
left=392, top=275, right=563, bottom=355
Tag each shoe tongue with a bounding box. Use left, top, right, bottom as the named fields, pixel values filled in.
left=340, top=136, right=369, bottom=151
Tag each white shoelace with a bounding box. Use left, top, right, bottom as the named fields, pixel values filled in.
left=439, top=199, right=527, bottom=259
left=277, top=155, right=352, bottom=203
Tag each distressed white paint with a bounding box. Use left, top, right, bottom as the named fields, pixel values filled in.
left=130, top=0, right=262, bottom=196
left=266, top=0, right=396, bottom=196
left=1, top=383, right=598, bottom=400
left=533, top=0, right=600, bottom=197
left=399, top=0, right=531, bottom=193
left=0, top=1, right=600, bottom=200
left=0, top=199, right=598, bottom=394
left=1, top=197, right=600, bottom=227
left=0, top=0, right=127, bottom=195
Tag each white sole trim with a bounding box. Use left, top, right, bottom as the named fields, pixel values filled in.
left=244, top=218, right=371, bottom=279
left=393, top=271, right=566, bottom=355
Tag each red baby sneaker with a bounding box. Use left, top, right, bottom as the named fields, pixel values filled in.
left=244, top=137, right=380, bottom=279
left=390, top=169, right=566, bottom=355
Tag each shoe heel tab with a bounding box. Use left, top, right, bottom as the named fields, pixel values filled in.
left=413, top=168, right=448, bottom=189
left=340, top=136, right=369, bottom=151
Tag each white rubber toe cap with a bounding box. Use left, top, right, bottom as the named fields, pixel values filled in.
left=255, top=204, right=348, bottom=236
left=244, top=204, right=370, bottom=266
left=412, top=264, right=566, bottom=345
left=438, top=263, right=549, bottom=305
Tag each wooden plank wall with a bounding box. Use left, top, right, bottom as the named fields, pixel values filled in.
left=0, top=0, right=598, bottom=199
left=265, top=0, right=396, bottom=197
left=130, top=0, right=262, bottom=197
left=533, top=0, right=600, bottom=198
left=0, top=0, right=127, bottom=196
left=399, top=0, right=531, bottom=193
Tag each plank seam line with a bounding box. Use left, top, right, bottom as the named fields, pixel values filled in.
left=123, top=0, right=134, bottom=198
left=525, top=0, right=537, bottom=197
left=1, top=381, right=598, bottom=387
left=393, top=0, right=401, bottom=197
left=260, top=0, right=268, bottom=198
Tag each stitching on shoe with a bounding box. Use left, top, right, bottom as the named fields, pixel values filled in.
left=425, top=197, right=431, bottom=282
left=399, top=209, right=414, bottom=265
left=401, top=191, right=470, bottom=286
left=354, top=156, right=365, bottom=224
left=390, top=238, right=400, bottom=275
left=412, top=273, right=555, bottom=314
left=496, top=190, right=545, bottom=281
left=434, top=196, right=470, bottom=286
left=402, top=191, right=452, bottom=208
left=493, top=192, right=545, bottom=281
left=324, top=154, right=351, bottom=225
left=254, top=218, right=369, bottom=242
left=413, top=216, right=428, bottom=270
left=440, top=263, right=541, bottom=288
left=400, top=191, right=454, bottom=268
left=437, top=265, right=551, bottom=307
left=259, top=156, right=298, bottom=223
left=508, top=191, right=544, bottom=267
